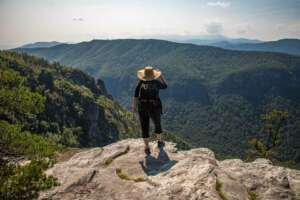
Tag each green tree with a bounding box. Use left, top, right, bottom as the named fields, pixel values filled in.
left=61, top=127, right=82, bottom=147
left=247, top=109, right=288, bottom=161
left=0, top=120, right=57, bottom=159
left=0, top=159, right=58, bottom=200
left=0, top=68, right=45, bottom=123
left=0, top=65, right=58, bottom=199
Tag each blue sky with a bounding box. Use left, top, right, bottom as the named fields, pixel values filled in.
left=0, top=0, right=300, bottom=48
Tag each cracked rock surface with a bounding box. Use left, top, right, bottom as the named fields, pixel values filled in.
left=39, top=139, right=300, bottom=200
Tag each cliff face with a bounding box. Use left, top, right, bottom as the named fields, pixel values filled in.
left=0, top=51, right=139, bottom=147
left=39, top=139, right=300, bottom=200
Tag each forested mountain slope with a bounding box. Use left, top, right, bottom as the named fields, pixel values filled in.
left=0, top=51, right=139, bottom=148
left=15, top=39, right=300, bottom=164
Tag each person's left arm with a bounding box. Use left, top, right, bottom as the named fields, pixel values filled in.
left=132, top=81, right=141, bottom=113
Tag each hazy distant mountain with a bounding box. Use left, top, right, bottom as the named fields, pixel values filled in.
left=19, top=41, right=64, bottom=48
left=15, top=39, right=300, bottom=164
left=177, top=37, right=300, bottom=56
left=211, top=39, right=300, bottom=56
left=174, top=35, right=261, bottom=46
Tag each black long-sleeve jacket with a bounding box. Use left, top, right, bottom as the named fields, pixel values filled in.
left=134, top=79, right=167, bottom=98
left=134, top=79, right=167, bottom=113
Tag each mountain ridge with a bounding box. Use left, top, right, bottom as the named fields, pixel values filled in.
left=178, top=36, right=261, bottom=46
left=206, top=38, right=300, bottom=56
left=16, top=37, right=300, bottom=56
left=19, top=41, right=64, bottom=49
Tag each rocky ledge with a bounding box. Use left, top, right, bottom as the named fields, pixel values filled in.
left=39, top=139, right=300, bottom=200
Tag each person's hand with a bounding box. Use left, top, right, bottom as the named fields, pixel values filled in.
left=159, top=74, right=165, bottom=81
left=132, top=105, right=137, bottom=113
left=132, top=97, right=137, bottom=113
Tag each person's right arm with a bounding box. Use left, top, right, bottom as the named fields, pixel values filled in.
left=157, top=74, right=167, bottom=89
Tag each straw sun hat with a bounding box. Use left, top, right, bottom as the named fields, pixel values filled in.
left=137, top=66, right=162, bottom=81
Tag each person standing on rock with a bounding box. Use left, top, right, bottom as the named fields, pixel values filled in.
left=132, top=66, right=167, bottom=155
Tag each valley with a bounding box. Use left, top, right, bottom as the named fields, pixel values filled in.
left=15, top=39, right=300, bottom=164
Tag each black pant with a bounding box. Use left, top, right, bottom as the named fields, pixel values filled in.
left=138, top=102, right=162, bottom=138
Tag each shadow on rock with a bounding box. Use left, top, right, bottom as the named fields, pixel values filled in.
left=139, top=147, right=177, bottom=176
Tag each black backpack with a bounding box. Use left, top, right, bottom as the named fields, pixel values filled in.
left=139, top=81, right=159, bottom=100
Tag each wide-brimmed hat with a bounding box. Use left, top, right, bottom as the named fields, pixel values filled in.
left=137, top=66, right=161, bottom=81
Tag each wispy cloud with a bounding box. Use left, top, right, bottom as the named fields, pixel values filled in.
left=205, top=22, right=223, bottom=35
left=72, top=17, right=84, bottom=22
left=235, top=23, right=251, bottom=35
left=237, top=29, right=246, bottom=35
left=207, top=1, right=231, bottom=8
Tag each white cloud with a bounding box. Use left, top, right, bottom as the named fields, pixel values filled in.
left=237, top=29, right=246, bottom=35
left=207, top=1, right=231, bottom=8
left=72, top=17, right=84, bottom=21
left=205, top=22, right=223, bottom=35
left=235, top=23, right=251, bottom=35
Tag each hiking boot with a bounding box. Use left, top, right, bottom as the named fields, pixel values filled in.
left=144, top=147, right=151, bottom=155
left=157, top=141, right=165, bottom=148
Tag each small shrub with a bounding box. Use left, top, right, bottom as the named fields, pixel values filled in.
left=0, top=159, right=59, bottom=200
left=0, top=120, right=58, bottom=159
left=216, top=179, right=228, bottom=200
left=116, top=168, right=131, bottom=181
left=61, top=127, right=81, bottom=147
left=248, top=191, right=260, bottom=200
left=104, top=157, right=114, bottom=166
left=115, top=168, right=146, bottom=182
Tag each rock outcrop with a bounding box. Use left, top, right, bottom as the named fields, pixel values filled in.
left=39, top=139, right=300, bottom=200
